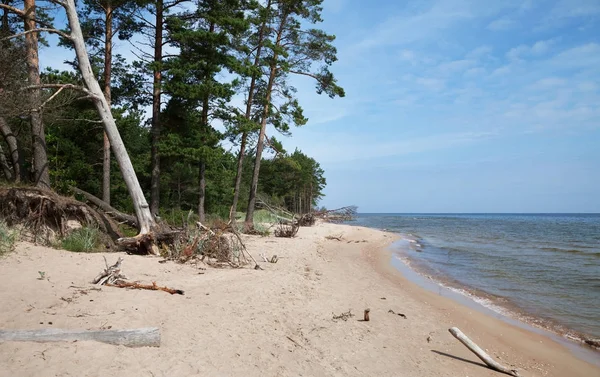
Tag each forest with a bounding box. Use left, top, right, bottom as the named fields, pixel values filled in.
left=0, top=0, right=344, bottom=238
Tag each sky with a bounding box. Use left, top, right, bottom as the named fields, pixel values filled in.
left=40, top=0, right=600, bottom=213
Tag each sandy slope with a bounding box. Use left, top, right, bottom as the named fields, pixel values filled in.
left=0, top=222, right=597, bottom=377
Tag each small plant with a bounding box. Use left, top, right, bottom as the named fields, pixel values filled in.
left=61, top=227, right=100, bottom=252
left=0, top=220, right=17, bottom=256
left=253, top=223, right=271, bottom=237
left=38, top=271, right=46, bottom=280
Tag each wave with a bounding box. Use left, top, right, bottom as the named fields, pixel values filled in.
left=539, top=247, right=600, bottom=257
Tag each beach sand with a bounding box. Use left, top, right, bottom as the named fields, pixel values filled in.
left=0, top=222, right=597, bottom=377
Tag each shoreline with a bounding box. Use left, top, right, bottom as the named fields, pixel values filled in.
left=0, top=222, right=598, bottom=376
left=387, top=235, right=600, bottom=359
left=387, top=240, right=600, bottom=366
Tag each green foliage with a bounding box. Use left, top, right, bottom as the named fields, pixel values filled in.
left=0, top=0, right=341, bottom=232
left=0, top=221, right=18, bottom=256
left=259, top=149, right=325, bottom=213
left=60, top=227, right=101, bottom=252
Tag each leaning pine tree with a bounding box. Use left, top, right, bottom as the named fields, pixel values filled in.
left=243, top=0, right=344, bottom=231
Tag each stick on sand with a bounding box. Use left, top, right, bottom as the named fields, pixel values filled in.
left=449, top=327, right=519, bottom=376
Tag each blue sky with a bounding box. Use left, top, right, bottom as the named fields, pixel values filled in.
left=280, top=0, right=600, bottom=213
left=40, top=0, right=600, bottom=213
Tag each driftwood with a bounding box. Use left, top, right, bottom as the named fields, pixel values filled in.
left=93, top=257, right=183, bottom=294
left=332, top=310, right=355, bottom=321
left=315, top=206, right=358, bottom=223
left=0, top=327, right=160, bottom=347
left=388, top=309, right=407, bottom=319
left=71, top=186, right=138, bottom=227
left=274, top=221, right=299, bottom=238
left=92, top=256, right=126, bottom=285
left=449, top=327, right=519, bottom=377
left=107, top=281, right=184, bottom=295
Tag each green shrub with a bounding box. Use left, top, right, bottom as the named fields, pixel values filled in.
left=61, top=227, right=100, bottom=252
left=0, top=221, right=17, bottom=256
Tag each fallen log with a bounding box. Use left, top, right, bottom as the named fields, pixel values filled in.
left=448, top=327, right=519, bottom=376
left=0, top=327, right=160, bottom=347
left=70, top=186, right=138, bottom=228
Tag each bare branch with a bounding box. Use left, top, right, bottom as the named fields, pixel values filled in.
left=52, top=118, right=103, bottom=123
left=1, top=28, right=73, bottom=41
left=22, top=84, right=95, bottom=98
left=34, top=86, right=68, bottom=112
left=288, top=70, right=321, bottom=81
left=0, top=3, right=25, bottom=16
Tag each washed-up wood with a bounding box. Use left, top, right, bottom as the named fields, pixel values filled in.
left=107, top=281, right=184, bottom=295
left=0, top=327, right=160, bottom=347
left=449, top=327, right=519, bottom=376
left=92, top=256, right=126, bottom=285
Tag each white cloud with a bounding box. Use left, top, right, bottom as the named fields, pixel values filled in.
left=352, top=0, right=517, bottom=51
left=506, top=39, right=556, bottom=60
left=487, top=17, right=516, bottom=31
left=466, top=45, right=493, bottom=59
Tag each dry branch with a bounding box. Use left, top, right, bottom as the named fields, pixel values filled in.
left=107, top=281, right=184, bottom=295
left=0, top=328, right=160, bottom=347
left=315, top=206, right=358, bottom=223
left=71, top=186, right=137, bottom=227
left=448, top=327, right=520, bottom=377
left=92, top=256, right=126, bottom=285
left=332, top=310, right=355, bottom=322
left=274, top=221, right=299, bottom=238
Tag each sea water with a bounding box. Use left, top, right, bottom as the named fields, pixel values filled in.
left=352, top=214, right=600, bottom=342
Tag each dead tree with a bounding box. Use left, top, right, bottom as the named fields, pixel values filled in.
left=0, top=0, right=159, bottom=253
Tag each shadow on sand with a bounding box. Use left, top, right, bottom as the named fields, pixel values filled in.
left=431, top=350, right=488, bottom=369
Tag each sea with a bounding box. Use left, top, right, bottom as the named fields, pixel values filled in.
left=352, top=213, right=600, bottom=346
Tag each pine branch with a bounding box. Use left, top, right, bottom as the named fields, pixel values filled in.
left=0, top=3, right=25, bottom=16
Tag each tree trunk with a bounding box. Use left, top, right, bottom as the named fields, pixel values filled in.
left=64, top=0, right=155, bottom=235
left=198, top=161, right=205, bottom=222
left=230, top=0, right=270, bottom=222
left=149, top=0, right=163, bottom=217
left=0, top=116, right=20, bottom=182
left=245, top=64, right=277, bottom=230
left=102, top=1, right=113, bottom=205
left=198, top=52, right=211, bottom=223
left=1, top=1, right=9, bottom=33
left=24, top=0, right=49, bottom=188
left=230, top=131, right=247, bottom=220
left=0, top=143, right=12, bottom=180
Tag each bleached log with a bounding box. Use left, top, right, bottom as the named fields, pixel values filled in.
left=449, top=327, right=519, bottom=376
left=0, top=327, right=160, bottom=347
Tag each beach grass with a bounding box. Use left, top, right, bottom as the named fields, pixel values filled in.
left=0, top=221, right=17, bottom=256
left=61, top=227, right=101, bottom=252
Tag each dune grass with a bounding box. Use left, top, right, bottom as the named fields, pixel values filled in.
left=61, top=227, right=101, bottom=252
left=0, top=221, right=17, bottom=256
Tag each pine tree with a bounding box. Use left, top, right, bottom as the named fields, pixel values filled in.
left=164, top=0, right=250, bottom=221
left=244, top=0, right=344, bottom=230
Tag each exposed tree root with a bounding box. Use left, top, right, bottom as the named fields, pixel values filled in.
left=0, top=186, right=121, bottom=246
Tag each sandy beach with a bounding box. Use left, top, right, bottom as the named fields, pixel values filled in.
left=0, top=222, right=597, bottom=377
